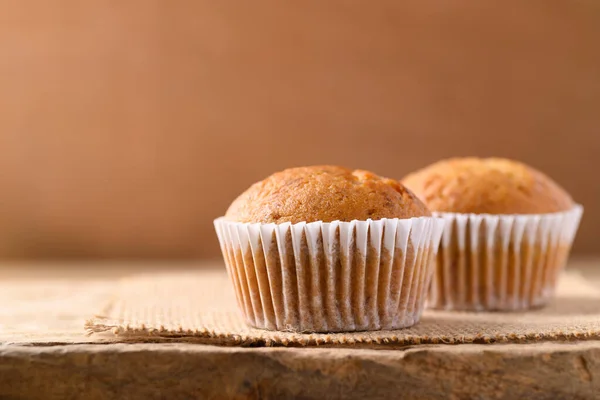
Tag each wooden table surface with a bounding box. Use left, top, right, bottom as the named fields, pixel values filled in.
left=1, top=259, right=599, bottom=400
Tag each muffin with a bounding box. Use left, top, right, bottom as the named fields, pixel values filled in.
left=214, top=165, right=445, bottom=332
left=402, top=157, right=583, bottom=311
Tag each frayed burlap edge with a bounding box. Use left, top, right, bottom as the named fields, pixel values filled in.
left=84, top=316, right=600, bottom=348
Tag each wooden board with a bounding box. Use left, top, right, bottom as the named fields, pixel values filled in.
left=1, top=260, right=599, bottom=399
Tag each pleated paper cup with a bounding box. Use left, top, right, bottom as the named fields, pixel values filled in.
left=428, top=205, right=583, bottom=311
left=214, top=216, right=445, bottom=333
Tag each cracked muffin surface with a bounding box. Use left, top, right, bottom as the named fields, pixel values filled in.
left=225, top=165, right=431, bottom=223
left=402, top=157, right=573, bottom=215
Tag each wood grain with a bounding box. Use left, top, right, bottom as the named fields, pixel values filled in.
left=0, top=343, right=598, bottom=400
left=1, top=260, right=599, bottom=399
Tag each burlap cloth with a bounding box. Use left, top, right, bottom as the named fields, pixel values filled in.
left=86, top=269, right=600, bottom=347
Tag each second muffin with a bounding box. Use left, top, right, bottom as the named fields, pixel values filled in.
left=215, top=166, right=445, bottom=332
left=403, top=158, right=583, bottom=311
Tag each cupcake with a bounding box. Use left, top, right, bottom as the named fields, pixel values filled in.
left=402, top=157, right=583, bottom=311
left=214, top=166, right=445, bottom=332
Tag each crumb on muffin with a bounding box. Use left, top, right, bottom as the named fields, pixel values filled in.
left=402, top=157, right=574, bottom=214
left=226, top=165, right=431, bottom=223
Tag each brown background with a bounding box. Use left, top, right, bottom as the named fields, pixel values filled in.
left=0, top=1, right=598, bottom=259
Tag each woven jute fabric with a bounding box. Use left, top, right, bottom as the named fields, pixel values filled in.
left=86, top=269, right=600, bottom=347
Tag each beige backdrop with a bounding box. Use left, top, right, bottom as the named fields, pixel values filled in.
left=0, top=1, right=598, bottom=259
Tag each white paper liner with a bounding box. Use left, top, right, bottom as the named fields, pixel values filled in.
left=428, top=205, right=583, bottom=311
left=214, top=217, right=445, bottom=333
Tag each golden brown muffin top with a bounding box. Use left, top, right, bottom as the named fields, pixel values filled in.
left=225, top=165, right=431, bottom=223
left=402, top=157, right=574, bottom=215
